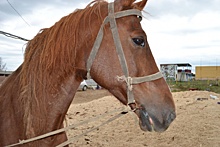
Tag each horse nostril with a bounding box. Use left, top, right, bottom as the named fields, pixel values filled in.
left=167, top=111, right=176, bottom=125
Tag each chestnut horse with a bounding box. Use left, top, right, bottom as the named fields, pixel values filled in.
left=0, top=0, right=176, bottom=146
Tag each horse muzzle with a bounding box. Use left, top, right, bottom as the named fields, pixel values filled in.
left=136, top=107, right=176, bottom=132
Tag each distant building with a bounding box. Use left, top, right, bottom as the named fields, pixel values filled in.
left=0, top=71, right=13, bottom=76
left=160, top=63, right=193, bottom=81
left=0, top=71, right=13, bottom=85
left=196, top=66, right=220, bottom=80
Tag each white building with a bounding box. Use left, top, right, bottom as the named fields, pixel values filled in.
left=160, top=63, right=193, bottom=81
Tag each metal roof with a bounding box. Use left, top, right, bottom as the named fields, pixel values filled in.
left=0, top=71, right=13, bottom=75
left=160, top=63, right=192, bottom=67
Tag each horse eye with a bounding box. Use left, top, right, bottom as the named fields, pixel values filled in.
left=137, top=15, right=142, bottom=21
left=132, top=38, right=145, bottom=47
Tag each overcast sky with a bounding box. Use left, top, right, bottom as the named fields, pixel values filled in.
left=0, top=0, right=220, bottom=73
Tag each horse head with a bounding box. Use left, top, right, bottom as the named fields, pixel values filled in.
left=87, top=0, right=176, bottom=132
left=0, top=0, right=176, bottom=146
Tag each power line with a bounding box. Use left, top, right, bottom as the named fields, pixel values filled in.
left=0, top=30, right=29, bottom=41
left=6, top=0, right=31, bottom=27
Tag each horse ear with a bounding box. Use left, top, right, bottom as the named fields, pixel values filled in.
left=114, top=0, right=148, bottom=11
left=132, top=0, right=148, bottom=11
left=114, top=0, right=136, bottom=11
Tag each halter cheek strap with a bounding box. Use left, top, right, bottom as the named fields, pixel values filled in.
left=86, top=2, right=163, bottom=106
left=86, top=3, right=142, bottom=78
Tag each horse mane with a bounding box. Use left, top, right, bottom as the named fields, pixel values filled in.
left=18, top=0, right=108, bottom=131
left=21, top=0, right=107, bottom=88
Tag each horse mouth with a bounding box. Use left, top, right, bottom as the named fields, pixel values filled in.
left=137, top=108, right=175, bottom=132
left=139, top=109, right=154, bottom=132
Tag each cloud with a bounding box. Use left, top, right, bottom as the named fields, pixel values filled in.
left=146, top=0, right=220, bottom=18
left=142, top=1, right=220, bottom=72
left=0, top=0, right=220, bottom=71
left=0, top=36, right=24, bottom=70
left=0, top=0, right=91, bottom=70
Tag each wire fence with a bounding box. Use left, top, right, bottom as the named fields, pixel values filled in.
left=0, top=30, right=29, bottom=41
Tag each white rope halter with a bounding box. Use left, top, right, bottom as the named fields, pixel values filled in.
left=86, top=2, right=163, bottom=105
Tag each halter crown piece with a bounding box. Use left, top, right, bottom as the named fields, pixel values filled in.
left=86, top=2, right=163, bottom=107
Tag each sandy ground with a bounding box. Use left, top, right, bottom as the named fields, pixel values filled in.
left=65, top=90, right=220, bottom=147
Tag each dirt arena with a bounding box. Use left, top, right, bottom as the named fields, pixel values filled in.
left=66, top=90, right=220, bottom=147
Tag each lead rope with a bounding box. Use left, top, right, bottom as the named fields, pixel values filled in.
left=56, top=110, right=129, bottom=147
left=5, top=107, right=127, bottom=147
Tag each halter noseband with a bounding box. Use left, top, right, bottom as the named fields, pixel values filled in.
left=86, top=2, right=163, bottom=107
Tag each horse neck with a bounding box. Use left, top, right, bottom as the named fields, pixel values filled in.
left=1, top=63, right=81, bottom=142
left=2, top=6, right=107, bottom=140
left=24, top=74, right=81, bottom=138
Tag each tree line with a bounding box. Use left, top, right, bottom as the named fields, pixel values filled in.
left=0, top=57, right=6, bottom=71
